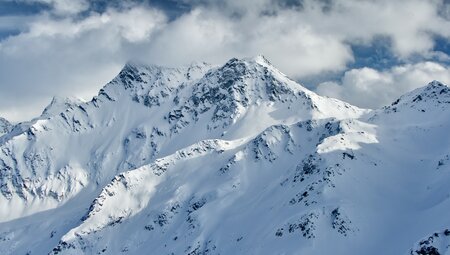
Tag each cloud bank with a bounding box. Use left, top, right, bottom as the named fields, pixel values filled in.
left=0, top=0, right=450, bottom=121
left=317, top=62, right=450, bottom=108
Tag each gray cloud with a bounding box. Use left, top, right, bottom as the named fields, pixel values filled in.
left=0, top=0, right=450, bottom=121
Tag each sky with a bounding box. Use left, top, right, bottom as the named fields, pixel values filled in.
left=0, top=0, right=450, bottom=122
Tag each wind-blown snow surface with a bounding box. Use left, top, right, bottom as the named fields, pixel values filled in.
left=0, top=57, right=449, bottom=255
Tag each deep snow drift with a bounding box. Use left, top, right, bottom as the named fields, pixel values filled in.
left=0, top=56, right=449, bottom=255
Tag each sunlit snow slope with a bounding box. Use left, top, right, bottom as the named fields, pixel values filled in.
left=0, top=56, right=449, bottom=255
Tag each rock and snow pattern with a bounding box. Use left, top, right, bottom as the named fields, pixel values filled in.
left=0, top=117, right=12, bottom=136
left=0, top=56, right=449, bottom=255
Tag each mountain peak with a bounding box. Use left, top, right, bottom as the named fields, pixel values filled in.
left=112, top=60, right=212, bottom=90
left=42, top=96, right=85, bottom=117
left=427, top=79, right=446, bottom=87
left=253, top=54, right=272, bottom=66
left=422, top=80, right=449, bottom=94
left=0, top=117, right=12, bottom=136
left=390, top=80, right=449, bottom=106
left=221, top=55, right=273, bottom=68
left=116, top=56, right=275, bottom=96
left=375, top=80, right=450, bottom=118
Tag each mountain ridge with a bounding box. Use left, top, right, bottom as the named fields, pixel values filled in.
left=0, top=57, right=449, bottom=255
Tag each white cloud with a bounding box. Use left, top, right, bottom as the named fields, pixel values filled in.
left=1, top=0, right=450, bottom=121
left=316, top=62, right=450, bottom=109
left=139, top=7, right=353, bottom=77
left=46, top=0, right=89, bottom=15
left=181, top=0, right=450, bottom=58
left=303, top=0, right=450, bottom=57
left=20, top=7, right=166, bottom=41
left=0, top=6, right=167, bottom=122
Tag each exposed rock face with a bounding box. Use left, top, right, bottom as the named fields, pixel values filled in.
left=0, top=117, right=12, bottom=136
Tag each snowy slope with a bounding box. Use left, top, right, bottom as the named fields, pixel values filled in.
left=46, top=81, right=450, bottom=255
left=1, top=58, right=449, bottom=255
left=0, top=56, right=364, bottom=224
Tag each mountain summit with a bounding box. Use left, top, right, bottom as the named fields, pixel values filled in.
left=0, top=57, right=449, bottom=255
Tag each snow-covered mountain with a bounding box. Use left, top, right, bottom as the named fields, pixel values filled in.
left=0, top=56, right=449, bottom=255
